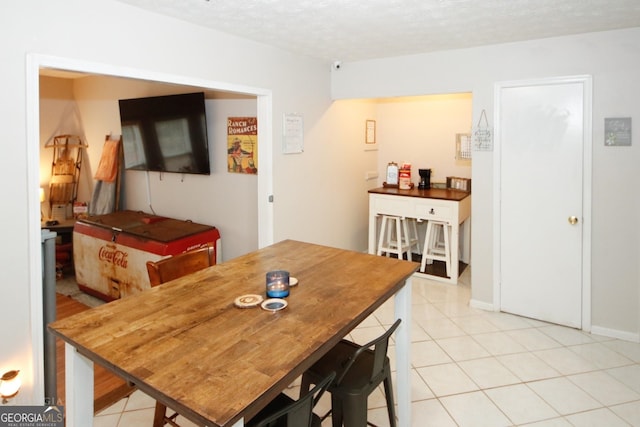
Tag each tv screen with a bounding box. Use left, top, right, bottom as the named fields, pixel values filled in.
left=119, top=92, right=211, bottom=175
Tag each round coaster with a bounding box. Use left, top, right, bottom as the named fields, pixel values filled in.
left=289, top=277, right=299, bottom=287
left=234, top=294, right=264, bottom=308
left=261, top=298, right=288, bottom=312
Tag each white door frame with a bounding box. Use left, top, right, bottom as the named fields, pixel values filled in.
left=492, top=75, right=592, bottom=330
left=26, top=53, right=274, bottom=401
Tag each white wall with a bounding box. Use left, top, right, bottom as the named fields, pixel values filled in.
left=332, top=27, right=640, bottom=340
left=1, top=0, right=373, bottom=404
left=274, top=98, right=378, bottom=248
left=374, top=93, right=472, bottom=186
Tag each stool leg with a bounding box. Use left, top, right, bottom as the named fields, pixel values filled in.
left=411, top=218, right=421, bottom=255
left=402, top=218, right=411, bottom=260
left=377, top=216, right=388, bottom=256
left=386, top=217, right=396, bottom=258
left=420, top=221, right=433, bottom=272
left=394, top=216, right=403, bottom=259
left=434, top=223, right=443, bottom=250
left=443, top=223, right=451, bottom=277
left=431, top=223, right=441, bottom=255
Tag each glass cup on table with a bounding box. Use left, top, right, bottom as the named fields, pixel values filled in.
left=266, top=270, right=290, bottom=298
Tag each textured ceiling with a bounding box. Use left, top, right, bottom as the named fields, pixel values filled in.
left=115, top=0, right=640, bottom=62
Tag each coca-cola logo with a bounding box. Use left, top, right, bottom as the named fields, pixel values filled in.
left=98, top=245, right=129, bottom=268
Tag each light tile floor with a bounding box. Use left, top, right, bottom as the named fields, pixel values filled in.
left=93, top=269, right=640, bottom=426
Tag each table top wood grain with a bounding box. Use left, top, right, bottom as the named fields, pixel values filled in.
left=49, top=239, right=418, bottom=426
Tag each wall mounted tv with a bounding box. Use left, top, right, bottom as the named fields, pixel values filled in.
left=119, top=92, right=211, bottom=175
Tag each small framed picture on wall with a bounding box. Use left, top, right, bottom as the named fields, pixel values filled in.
left=365, top=119, right=377, bottom=150
left=604, top=117, right=632, bottom=146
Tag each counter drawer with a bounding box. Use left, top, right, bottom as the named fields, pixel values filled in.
left=370, top=195, right=412, bottom=217
left=414, top=203, right=453, bottom=221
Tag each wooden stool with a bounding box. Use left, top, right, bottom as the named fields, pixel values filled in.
left=377, top=215, right=419, bottom=261
left=420, top=220, right=451, bottom=276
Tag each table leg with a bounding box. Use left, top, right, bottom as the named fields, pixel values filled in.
left=394, top=276, right=412, bottom=427
left=64, top=343, right=94, bottom=427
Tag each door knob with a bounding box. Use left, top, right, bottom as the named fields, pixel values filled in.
left=568, top=216, right=579, bottom=225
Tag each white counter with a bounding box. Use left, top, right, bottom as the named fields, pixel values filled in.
left=368, top=187, right=471, bottom=284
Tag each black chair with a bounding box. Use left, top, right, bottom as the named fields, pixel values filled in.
left=299, top=319, right=402, bottom=427
left=247, top=371, right=335, bottom=427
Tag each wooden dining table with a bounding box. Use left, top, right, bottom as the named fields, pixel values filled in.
left=49, top=240, right=418, bottom=427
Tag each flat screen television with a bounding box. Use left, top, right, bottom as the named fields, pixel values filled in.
left=119, top=92, right=211, bottom=175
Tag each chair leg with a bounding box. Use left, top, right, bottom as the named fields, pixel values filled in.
left=331, top=394, right=344, bottom=427
left=341, top=395, right=368, bottom=427
left=383, top=370, right=397, bottom=427
left=153, top=402, right=167, bottom=427
left=299, top=373, right=313, bottom=399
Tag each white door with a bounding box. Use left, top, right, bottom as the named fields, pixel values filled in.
left=496, top=77, right=591, bottom=328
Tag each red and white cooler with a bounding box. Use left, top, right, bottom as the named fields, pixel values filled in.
left=73, top=210, right=221, bottom=301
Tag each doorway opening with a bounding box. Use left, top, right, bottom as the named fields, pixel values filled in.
left=27, top=53, right=274, bottom=401
left=369, top=92, right=473, bottom=282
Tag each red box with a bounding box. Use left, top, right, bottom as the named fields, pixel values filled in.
left=73, top=210, right=221, bottom=301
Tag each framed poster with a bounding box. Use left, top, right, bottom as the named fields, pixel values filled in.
left=227, top=117, right=258, bottom=174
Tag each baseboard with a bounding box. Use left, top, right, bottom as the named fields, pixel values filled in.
left=466, top=302, right=639, bottom=343
left=469, top=298, right=495, bottom=311
left=590, top=325, right=640, bottom=343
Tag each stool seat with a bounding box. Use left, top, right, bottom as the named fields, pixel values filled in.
left=377, top=215, right=420, bottom=261
left=421, top=220, right=452, bottom=277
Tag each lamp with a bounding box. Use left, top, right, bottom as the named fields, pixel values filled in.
left=39, top=187, right=45, bottom=221
left=0, top=370, right=21, bottom=403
